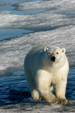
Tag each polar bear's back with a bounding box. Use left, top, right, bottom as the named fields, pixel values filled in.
left=27, top=45, right=46, bottom=55
left=24, top=45, right=45, bottom=71
left=26, top=45, right=58, bottom=57
left=25, top=45, right=48, bottom=63
left=25, top=45, right=44, bottom=60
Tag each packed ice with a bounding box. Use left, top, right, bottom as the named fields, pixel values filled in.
left=0, top=0, right=75, bottom=112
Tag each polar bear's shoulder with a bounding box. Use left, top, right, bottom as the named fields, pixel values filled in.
left=26, top=45, right=46, bottom=57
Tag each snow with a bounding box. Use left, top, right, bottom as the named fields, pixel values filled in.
left=0, top=100, right=75, bottom=112
left=0, top=25, right=75, bottom=76
left=1, top=0, right=75, bottom=30
left=0, top=10, right=75, bottom=30
left=12, top=0, right=75, bottom=12
left=0, top=2, right=10, bottom=6
left=0, top=0, right=75, bottom=112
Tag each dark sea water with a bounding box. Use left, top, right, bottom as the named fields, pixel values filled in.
left=0, top=0, right=75, bottom=112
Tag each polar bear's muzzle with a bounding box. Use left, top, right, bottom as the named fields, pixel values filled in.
left=51, top=56, right=55, bottom=62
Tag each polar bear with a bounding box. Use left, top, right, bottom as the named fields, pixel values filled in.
left=24, top=45, right=69, bottom=105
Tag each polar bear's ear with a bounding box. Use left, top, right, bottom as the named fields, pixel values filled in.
left=44, top=47, right=48, bottom=52
left=62, top=48, right=66, bottom=53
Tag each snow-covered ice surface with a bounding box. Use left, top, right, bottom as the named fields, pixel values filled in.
left=0, top=0, right=75, bottom=112
left=0, top=68, right=75, bottom=113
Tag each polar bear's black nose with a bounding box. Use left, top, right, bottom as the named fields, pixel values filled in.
left=51, top=56, right=55, bottom=62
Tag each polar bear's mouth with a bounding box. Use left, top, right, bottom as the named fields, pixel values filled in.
left=51, top=56, right=55, bottom=62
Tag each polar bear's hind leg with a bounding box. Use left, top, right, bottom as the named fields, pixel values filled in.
left=25, top=71, right=40, bottom=100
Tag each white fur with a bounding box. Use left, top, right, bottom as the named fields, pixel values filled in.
left=24, top=45, right=69, bottom=104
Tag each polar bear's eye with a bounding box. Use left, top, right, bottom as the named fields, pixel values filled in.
left=56, top=52, right=59, bottom=54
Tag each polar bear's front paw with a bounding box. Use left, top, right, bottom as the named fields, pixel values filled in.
left=58, top=98, right=67, bottom=104
left=50, top=97, right=58, bottom=105
left=42, top=92, right=57, bottom=105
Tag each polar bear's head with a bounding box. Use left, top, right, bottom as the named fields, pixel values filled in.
left=43, top=46, right=66, bottom=64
